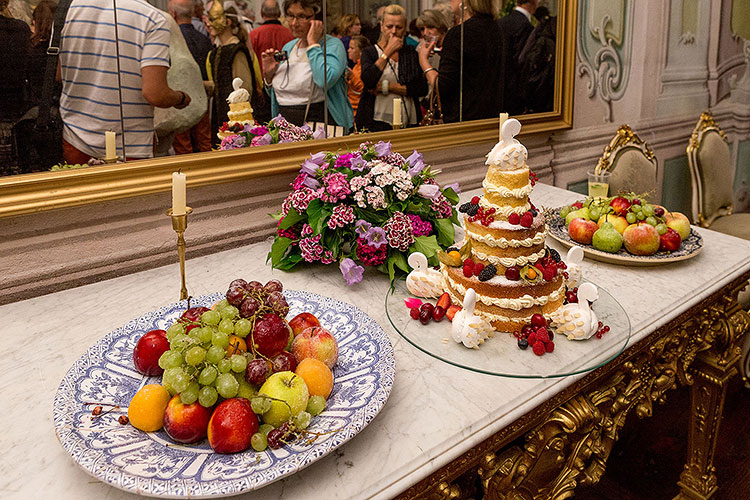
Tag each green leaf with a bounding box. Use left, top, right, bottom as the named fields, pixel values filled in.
left=442, top=187, right=460, bottom=204
left=275, top=253, right=303, bottom=271
left=323, top=231, right=343, bottom=259
left=268, top=237, right=294, bottom=266
left=386, top=251, right=409, bottom=282
left=354, top=207, right=388, bottom=226
left=270, top=211, right=283, bottom=222
left=279, top=208, right=304, bottom=229
left=434, top=218, right=456, bottom=247
left=410, top=235, right=439, bottom=260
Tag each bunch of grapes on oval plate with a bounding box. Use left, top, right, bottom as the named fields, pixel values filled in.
left=128, top=278, right=340, bottom=454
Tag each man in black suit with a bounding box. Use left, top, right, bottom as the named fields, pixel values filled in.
left=497, top=0, right=538, bottom=114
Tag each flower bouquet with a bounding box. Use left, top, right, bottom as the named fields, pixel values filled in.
left=219, top=115, right=326, bottom=150
left=268, top=141, right=460, bottom=285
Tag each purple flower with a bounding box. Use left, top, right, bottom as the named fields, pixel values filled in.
left=302, top=175, right=320, bottom=189
left=335, top=153, right=354, bottom=169
left=350, top=155, right=367, bottom=171
left=354, top=220, right=372, bottom=237
left=309, top=152, right=327, bottom=165
left=418, top=184, right=441, bottom=200
left=300, top=159, right=321, bottom=176
left=374, top=141, right=392, bottom=157
left=340, top=258, right=364, bottom=285
left=219, top=134, right=246, bottom=150
left=365, top=226, right=387, bottom=248
left=406, top=150, right=425, bottom=176
left=250, top=133, right=272, bottom=146
left=443, top=182, right=461, bottom=194
left=246, top=125, right=269, bottom=135
left=313, top=126, right=327, bottom=140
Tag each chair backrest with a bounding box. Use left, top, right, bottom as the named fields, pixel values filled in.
left=595, top=125, right=659, bottom=201
left=687, top=111, right=734, bottom=228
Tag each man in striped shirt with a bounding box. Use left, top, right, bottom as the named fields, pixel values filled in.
left=60, top=0, right=191, bottom=162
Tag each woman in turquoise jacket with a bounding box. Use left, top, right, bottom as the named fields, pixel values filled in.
left=261, top=0, right=353, bottom=132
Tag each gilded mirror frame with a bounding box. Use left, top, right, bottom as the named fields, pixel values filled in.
left=0, top=0, right=576, bottom=218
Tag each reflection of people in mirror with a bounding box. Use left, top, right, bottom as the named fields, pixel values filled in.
left=261, top=0, right=353, bottom=132
left=205, top=0, right=264, bottom=147
left=336, top=13, right=362, bottom=67
left=346, top=35, right=370, bottom=115
left=497, top=0, right=538, bottom=115
left=415, top=9, right=451, bottom=79
left=417, top=0, right=505, bottom=123
left=358, top=4, right=428, bottom=132
left=517, top=6, right=556, bottom=113
left=59, top=0, right=191, bottom=163
left=249, top=0, right=294, bottom=73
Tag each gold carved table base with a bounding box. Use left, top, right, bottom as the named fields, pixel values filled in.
left=396, top=273, right=750, bottom=500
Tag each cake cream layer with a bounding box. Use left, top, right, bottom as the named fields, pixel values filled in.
left=443, top=265, right=564, bottom=301
left=464, top=211, right=546, bottom=268
left=228, top=102, right=254, bottom=122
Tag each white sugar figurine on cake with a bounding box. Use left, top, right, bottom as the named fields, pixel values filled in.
left=218, top=78, right=254, bottom=140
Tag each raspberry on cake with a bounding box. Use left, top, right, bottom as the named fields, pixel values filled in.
left=441, top=118, right=565, bottom=334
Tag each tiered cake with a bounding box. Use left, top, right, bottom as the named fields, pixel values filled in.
left=218, top=77, right=254, bottom=140
left=441, top=119, right=565, bottom=332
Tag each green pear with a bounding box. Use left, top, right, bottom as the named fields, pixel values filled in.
left=565, top=207, right=591, bottom=226
left=592, top=222, right=623, bottom=253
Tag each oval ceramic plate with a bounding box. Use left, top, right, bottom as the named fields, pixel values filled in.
left=53, top=291, right=395, bottom=498
left=546, top=208, right=703, bottom=266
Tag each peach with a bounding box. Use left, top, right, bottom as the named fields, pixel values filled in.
left=288, top=312, right=321, bottom=337
left=623, top=222, right=660, bottom=255
left=295, top=358, right=333, bottom=399
left=162, top=395, right=211, bottom=444
left=291, top=326, right=339, bottom=369
left=568, top=217, right=598, bottom=245
left=665, top=211, right=691, bottom=240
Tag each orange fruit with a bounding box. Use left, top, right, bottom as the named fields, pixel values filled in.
left=128, top=384, right=171, bottom=432
left=227, top=335, right=247, bottom=356
left=295, top=358, right=333, bottom=399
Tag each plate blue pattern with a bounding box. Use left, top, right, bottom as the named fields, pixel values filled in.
left=53, top=290, right=395, bottom=498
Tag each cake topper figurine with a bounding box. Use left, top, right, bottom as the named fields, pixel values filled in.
left=485, top=118, right=527, bottom=170
left=564, top=246, right=584, bottom=288
left=548, top=282, right=599, bottom=340
left=406, top=252, right=443, bottom=298
left=451, top=289, right=494, bottom=349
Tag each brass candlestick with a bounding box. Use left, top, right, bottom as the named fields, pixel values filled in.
left=167, top=207, right=193, bottom=300
left=392, top=123, right=403, bottom=130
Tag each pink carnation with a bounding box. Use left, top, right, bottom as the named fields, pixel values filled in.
left=356, top=237, right=387, bottom=266
left=406, top=214, right=432, bottom=237
left=328, top=204, right=355, bottom=229
left=383, top=211, right=414, bottom=251
left=299, top=234, right=324, bottom=262
left=319, top=172, right=351, bottom=203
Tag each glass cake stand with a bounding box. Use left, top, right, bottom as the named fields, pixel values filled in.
left=385, top=280, right=631, bottom=378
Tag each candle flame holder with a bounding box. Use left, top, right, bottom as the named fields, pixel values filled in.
left=166, top=207, right=193, bottom=300
left=103, top=156, right=122, bottom=164
left=392, top=123, right=403, bottom=130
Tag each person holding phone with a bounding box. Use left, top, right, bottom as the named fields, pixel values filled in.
left=260, top=0, right=352, bottom=132
left=357, top=4, right=427, bottom=132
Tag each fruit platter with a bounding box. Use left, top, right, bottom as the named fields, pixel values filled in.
left=546, top=194, right=703, bottom=265
left=53, top=279, right=394, bottom=498
left=385, top=280, right=631, bottom=378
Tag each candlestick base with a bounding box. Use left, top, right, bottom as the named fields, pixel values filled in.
left=392, top=124, right=403, bottom=130
left=166, top=207, right=193, bottom=300
left=102, top=156, right=122, bottom=164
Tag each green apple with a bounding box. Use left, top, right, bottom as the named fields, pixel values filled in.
left=258, top=371, right=309, bottom=427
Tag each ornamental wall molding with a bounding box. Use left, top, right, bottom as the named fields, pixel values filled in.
left=576, top=0, right=634, bottom=123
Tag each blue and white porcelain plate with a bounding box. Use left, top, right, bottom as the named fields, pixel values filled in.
left=53, top=290, right=395, bottom=498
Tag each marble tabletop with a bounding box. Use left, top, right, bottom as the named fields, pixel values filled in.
left=2, top=183, right=750, bottom=500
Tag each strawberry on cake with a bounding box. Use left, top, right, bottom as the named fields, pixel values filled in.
left=440, top=118, right=566, bottom=333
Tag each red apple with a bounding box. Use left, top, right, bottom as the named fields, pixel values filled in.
left=597, top=214, right=629, bottom=234
left=180, top=306, right=209, bottom=323
left=568, top=217, right=599, bottom=245
left=290, top=326, right=339, bottom=369
left=207, top=398, right=258, bottom=453
left=609, top=196, right=631, bottom=216
left=252, top=313, right=291, bottom=358
left=622, top=222, right=660, bottom=255
left=133, top=329, right=169, bottom=376
left=163, top=395, right=211, bottom=444
left=665, top=211, right=691, bottom=240
left=288, top=312, right=321, bottom=337
left=659, top=227, right=682, bottom=252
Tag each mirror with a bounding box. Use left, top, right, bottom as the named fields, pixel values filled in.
left=0, top=0, right=575, bottom=217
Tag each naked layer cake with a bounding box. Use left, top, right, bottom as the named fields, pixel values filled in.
left=441, top=118, right=565, bottom=332
left=218, top=77, right=254, bottom=140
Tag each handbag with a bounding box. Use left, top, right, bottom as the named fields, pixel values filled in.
left=420, top=80, right=444, bottom=127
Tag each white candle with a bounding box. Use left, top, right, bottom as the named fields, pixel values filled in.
left=393, top=98, right=402, bottom=127
left=499, top=113, right=509, bottom=141
left=105, top=131, right=116, bottom=160
left=172, top=172, right=186, bottom=216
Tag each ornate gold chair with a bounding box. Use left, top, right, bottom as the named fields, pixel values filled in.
left=687, top=111, right=750, bottom=240
left=595, top=125, right=659, bottom=201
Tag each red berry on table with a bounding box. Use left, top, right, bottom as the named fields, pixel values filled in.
left=530, top=313, right=546, bottom=328
left=508, top=213, right=521, bottom=225
left=527, top=332, right=537, bottom=345
left=536, top=327, right=549, bottom=341
left=545, top=341, right=555, bottom=353
left=445, top=304, right=461, bottom=321
left=436, top=292, right=451, bottom=311
left=542, top=267, right=555, bottom=281
left=473, top=262, right=485, bottom=276
left=410, top=307, right=420, bottom=320
left=420, top=302, right=434, bottom=315
left=418, top=309, right=431, bottom=325
left=432, top=306, right=446, bottom=322
left=532, top=341, right=546, bottom=356
left=520, top=212, right=533, bottom=227
left=505, top=266, right=521, bottom=281
left=471, top=196, right=480, bottom=205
